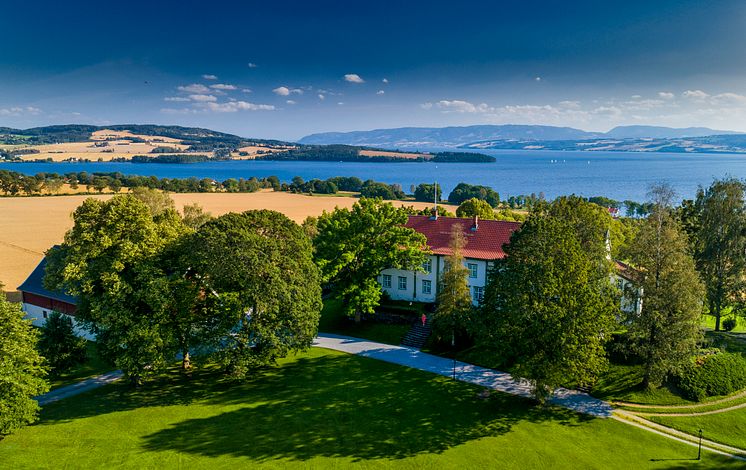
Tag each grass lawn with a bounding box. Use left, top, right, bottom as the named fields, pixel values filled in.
left=48, top=341, right=114, bottom=390
left=701, top=314, right=746, bottom=333
left=650, top=408, right=746, bottom=451
left=591, top=363, right=695, bottom=405
left=0, top=347, right=740, bottom=468
left=318, top=299, right=411, bottom=345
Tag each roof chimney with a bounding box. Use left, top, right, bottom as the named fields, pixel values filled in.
left=430, top=181, right=439, bottom=220
left=471, top=215, right=479, bottom=231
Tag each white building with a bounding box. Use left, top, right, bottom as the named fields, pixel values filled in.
left=379, top=214, right=640, bottom=310
left=379, top=215, right=520, bottom=305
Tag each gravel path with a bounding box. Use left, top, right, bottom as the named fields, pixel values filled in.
left=314, top=333, right=614, bottom=417
left=36, top=370, right=123, bottom=406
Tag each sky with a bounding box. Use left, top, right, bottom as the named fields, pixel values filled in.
left=2, top=0, right=746, bottom=140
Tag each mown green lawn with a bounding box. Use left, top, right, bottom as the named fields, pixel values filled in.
left=651, top=408, right=746, bottom=451
left=0, top=347, right=740, bottom=468
left=701, top=314, right=746, bottom=333
left=318, top=299, right=411, bottom=345
left=48, top=341, right=114, bottom=390
left=591, top=363, right=695, bottom=405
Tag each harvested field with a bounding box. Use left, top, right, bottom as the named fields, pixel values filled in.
left=0, top=191, right=450, bottom=292
left=359, top=149, right=431, bottom=159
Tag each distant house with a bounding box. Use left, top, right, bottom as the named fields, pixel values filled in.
left=17, top=257, right=92, bottom=340
left=379, top=215, right=520, bottom=305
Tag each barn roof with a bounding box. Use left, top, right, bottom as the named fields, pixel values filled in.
left=17, top=257, right=77, bottom=305
left=405, top=215, right=520, bottom=260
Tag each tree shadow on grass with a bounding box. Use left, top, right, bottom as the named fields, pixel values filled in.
left=41, top=350, right=591, bottom=462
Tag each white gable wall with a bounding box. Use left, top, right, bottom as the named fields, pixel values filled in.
left=22, top=303, right=95, bottom=340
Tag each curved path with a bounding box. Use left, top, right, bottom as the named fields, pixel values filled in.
left=615, top=390, right=746, bottom=410
left=313, top=333, right=613, bottom=417
left=36, top=370, right=123, bottom=406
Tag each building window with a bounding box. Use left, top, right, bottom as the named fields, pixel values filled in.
left=422, top=279, right=432, bottom=295
left=398, top=276, right=407, bottom=290
left=472, top=286, right=484, bottom=303
left=42, top=311, right=48, bottom=319
left=422, top=259, right=432, bottom=274
left=468, top=263, right=478, bottom=279
left=382, top=274, right=392, bottom=288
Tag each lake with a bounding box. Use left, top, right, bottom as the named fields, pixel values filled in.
left=3, top=149, right=746, bottom=202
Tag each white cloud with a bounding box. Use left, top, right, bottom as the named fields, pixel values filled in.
left=160, top=107, right=195, bottom=115
left=204, top=101, right=275, bottom=112
left=558, top=100, right=581, bottom=109
left=286, top=100, right=296, bottom=105
left=683, top=89, right=710, bottom=100
left=210, top=84, right=237, bottom=91
left=337, top=102, right=344, bottom=106
left=0, top=106, right=41, bottom=116
left=177, top=83, right=210, bottom=94
left=189, top=94, right=218, bottom=102
left=202, top=74, right=218, bottom=80
left=164, top=96, right=191, bottom=102
left=382, top=78, right=389, bottom=84
left=318, top=94, right=325, bottom=100
left=344, top=73, right=365, bottom=83
left=658, top=92, right=675, bottom=99
left=242, top=88, right=252, bottom=93
left=247, top=62, right=257, bottom=68
left=535, top=76, right=542, bottom=82
left=420, top=102, right=433, bottom=110
left=711, top=92, right=746, bottom=105
left=273, top=86, right=290, bottom=96
left=376, top=90, right=385, bottom=95
left=435, top=100, right=493, bottom=113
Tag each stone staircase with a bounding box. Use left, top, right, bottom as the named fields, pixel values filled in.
left=400, top=321, right=432, bottom=349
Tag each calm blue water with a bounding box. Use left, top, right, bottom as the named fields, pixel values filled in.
left=3, top=149, right=746, bottom=202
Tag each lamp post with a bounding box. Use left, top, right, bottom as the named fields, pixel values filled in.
left=451, top=329, right=456, bottom=380
left=698, top=429, right=703, bottom=460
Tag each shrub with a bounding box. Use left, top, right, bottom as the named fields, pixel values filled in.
left=723, top=317, right=737, bottom=332
left=38, top=312, right=87, bottom=376
left=677, top=351, right=746, bottom=401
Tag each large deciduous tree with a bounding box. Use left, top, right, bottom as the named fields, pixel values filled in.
left=626, top=184, right=704, bottom=388
left=44, top=195, right=188, bottom=384
left=0, top=285, right=48, bottom=435
left=692, top=178, right=746, bottom=331
left=480, top=208, right=617, bottom=402
left=455, top=198, right=496, bottom=220
left=314, top=198, right=429, bottom=322
left=183, top=210, right=323, bottom=377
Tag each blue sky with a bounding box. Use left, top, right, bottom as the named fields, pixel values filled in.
left=2, top=0, right=746, bottom=140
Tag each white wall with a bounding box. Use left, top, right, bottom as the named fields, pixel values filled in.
left=22, top=303, right=95, bottom=340
left=379, top=255, right=491, bottom=305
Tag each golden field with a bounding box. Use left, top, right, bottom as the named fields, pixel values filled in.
left=2, top=128, right=284, bottom=162
left=0, top=191, right=450, bottom=293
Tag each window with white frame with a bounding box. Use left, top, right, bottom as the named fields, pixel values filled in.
left=382, top=274, right=392, bottom=288
left=468, top=263, right=478, bottom=279
left=398, top=276, right=407, bottom=290
left=422, top=279, right=432, bottom=295
left=472, top=286, right=484, bottom=303
left=422, top=258, right=432, bottom=274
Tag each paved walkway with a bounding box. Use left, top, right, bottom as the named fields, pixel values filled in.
left=314, top=333, right=614, bottom=417
left=36, top=370, right=123, bottom=406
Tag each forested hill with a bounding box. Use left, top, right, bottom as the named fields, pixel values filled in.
left=0, top=124, right=290, bottom=147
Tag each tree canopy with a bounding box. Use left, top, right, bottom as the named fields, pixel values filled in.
left=0, top=287, right=48, bottom=434
left=479, top=211, right=617, bottom=401
left=314, top=198, right=429, bottom=321
left=625, top=185, right=704, bottom=387
left=455, top=198, right=496, bottom=220
left=181, top=210, right=323, bottom=376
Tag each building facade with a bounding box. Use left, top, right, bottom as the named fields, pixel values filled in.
left=379, top=215, right=520, bottom=305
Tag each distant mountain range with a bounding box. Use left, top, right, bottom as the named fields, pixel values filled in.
left=299, top=124, right=743, bottom=151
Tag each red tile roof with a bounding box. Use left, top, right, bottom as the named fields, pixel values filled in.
left=405, top=215, right=520, bottom=260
